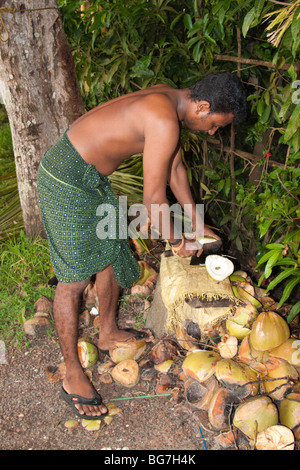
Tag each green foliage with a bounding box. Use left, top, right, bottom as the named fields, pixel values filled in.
left=256, top=230, right=300, bottom=322
left=58, top=0, right=203, bottom=108
left=0, top=1, right=299, bottom=324
left=0, top=231, right=54, bottom=346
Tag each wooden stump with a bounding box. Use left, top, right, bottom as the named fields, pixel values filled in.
left=145, top=275, right=170, bottom=339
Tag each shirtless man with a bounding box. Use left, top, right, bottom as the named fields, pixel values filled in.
left=37, top=72, right=246, bottom=420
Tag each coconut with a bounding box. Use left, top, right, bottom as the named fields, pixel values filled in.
left=279, top=393, right=300, bottom=439
left=182, top=350, right=221, bottom=383
left=233, top=396, right=278, bottom=440
left=236, top=286, right=262, bottom=309
left=263, top=357, right=298, bottom=401
left=150, top=339, right=179, bottom=364
left=249, top=311, right=290, bottom=351
left=226, top=319, right=251, bottom=340
left=109, top=338, right=146, bottom=364
left=215, top=359, right=259, bottom=399
left=269, top=338, right=300, bottom=366
left=154, top=359, right=173, bottom=373
left=232, top=303, right=258, bottom=327
left=176, top=321, right=201, bottom=351
left=255, top=425, right=294, bottom=450
left=23, top=316, right=51, bottom=336
left=131, top=284, right=152, bottom=297
left=78, top=340, right=99, bottom=368
left=184, top=376, right=219, bottom=411
left=208, top=387, right=239, bottom=430
left=205, top=255, right=234, bottom=282
left=217, top=335, right=238, bottom=359
left=81, top=418, right=101, bottom=431
left=111, top=359, right=140, bottom=387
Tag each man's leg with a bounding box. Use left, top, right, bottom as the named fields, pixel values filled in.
left=53, top=279, right=107, bottom=418
left=96, top=264, right=138, bottom=351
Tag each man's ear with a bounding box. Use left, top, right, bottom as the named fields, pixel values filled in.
left=196, top=100, right=210, bottom=114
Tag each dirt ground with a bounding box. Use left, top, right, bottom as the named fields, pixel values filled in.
left=0, top=321, right=216, bottom=453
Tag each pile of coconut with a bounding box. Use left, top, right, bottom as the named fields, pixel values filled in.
left=26, top=263, right=300, bottom=449
left=176, top=270, right=300, bottom=450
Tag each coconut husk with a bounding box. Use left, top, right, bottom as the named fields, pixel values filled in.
left=157, top=253, right=237, bottom=334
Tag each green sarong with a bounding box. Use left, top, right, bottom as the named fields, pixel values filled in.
left=37, top=131, right=140, bottom=287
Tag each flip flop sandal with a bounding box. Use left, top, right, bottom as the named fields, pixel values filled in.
left=60, top=386, right=108, bottom=421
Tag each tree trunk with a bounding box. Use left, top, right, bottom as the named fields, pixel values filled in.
left=0, top=0, right=85, bottom=237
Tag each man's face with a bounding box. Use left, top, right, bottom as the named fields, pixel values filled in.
left=196, top=112, right=234, bottom=135
left=185, top=100, right=234, bottom=135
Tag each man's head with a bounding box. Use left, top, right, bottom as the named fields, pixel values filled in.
left=185, top=72, right=247, bottom=134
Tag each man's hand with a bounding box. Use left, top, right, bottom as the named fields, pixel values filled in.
left=171, top=237, right=203, bottom=258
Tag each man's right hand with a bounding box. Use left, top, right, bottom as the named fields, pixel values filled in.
left=171, top=237, right=203, bottom=258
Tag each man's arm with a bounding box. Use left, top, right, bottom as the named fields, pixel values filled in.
left=168, top=148, right=221, bottom=241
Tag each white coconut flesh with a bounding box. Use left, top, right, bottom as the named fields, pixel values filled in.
left=205, top=255, right=234, bottom=282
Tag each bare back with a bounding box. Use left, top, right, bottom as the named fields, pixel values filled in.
left=67, top=84, right=182, bottom=175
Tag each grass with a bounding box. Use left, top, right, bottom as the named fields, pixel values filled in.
left=0, top=231, right=55, bottom=347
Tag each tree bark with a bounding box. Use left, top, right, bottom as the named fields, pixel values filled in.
left=0, top=0, right=85, bottom=237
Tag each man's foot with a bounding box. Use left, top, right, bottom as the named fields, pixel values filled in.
left=62, top=372, right=107, bottom=420
left=98, top=327, right=148, bottom=352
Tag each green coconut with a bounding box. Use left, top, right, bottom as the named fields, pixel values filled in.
left=182, top=350, right=221, bottom=383
left=249, top=311, right=290, bottom=351
left=78, top=340, right=99, bottom=368
left=233, top=396, right=278, bottom=440
left=279, top=393, right=300, bottom=439
left=263, top=357, right=298, bottom=401
left=215, top=359, right=259, bottom=398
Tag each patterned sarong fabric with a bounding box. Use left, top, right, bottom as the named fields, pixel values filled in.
left=37, top=132, right=140, bottom=286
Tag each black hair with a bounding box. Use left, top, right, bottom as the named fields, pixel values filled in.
left=189, top=72, right=247, bottom=124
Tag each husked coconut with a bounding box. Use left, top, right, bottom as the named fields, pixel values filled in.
left=249, top=311, right=290, bottom=351
left=205, top=255, right=234, bottom=282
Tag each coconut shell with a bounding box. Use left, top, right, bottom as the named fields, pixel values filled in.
left=217, top=335, right=238, bottom=359
left=205, top=255, right=234, bottom=282
left=208, top=387, right=238, bottom=430
left=184, top=376, right=219, bottom=411
left=23, top=316, right=51, bottom=336
left=176, top=321, right=201, bottom=351
left=279, top=393, right=300, bottom=436
left=111, top=360, right=140, bottom=387
left=150, top=339, right=179, bottom=364
left=182, top=350, right=221, bottom=383
left=77, top=340, right=99, bottom=368
left=233, top=396, right=278, bottom=440
left=269, top=338, right=300, bottom=366
left=263, top=357, right=298, bottom=401
left=255, top=425, right=294, bottom=450
left=215, top=359, right=259, bottom=399
left=109, top=338, right=146, bottom=364
left=249, top=311, right=290, bottom=351
left=226, top=319, right=251, bottom=340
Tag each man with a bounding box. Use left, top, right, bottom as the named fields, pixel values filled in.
left=37, top=72, right=247, bottom=420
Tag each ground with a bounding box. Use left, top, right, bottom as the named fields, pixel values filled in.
left=0, top=323, right=210, bottom=452
left=0, top=243, right=210, bottom=452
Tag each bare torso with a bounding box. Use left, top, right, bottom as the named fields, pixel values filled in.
left=67, top=84, right=182, bottom=175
